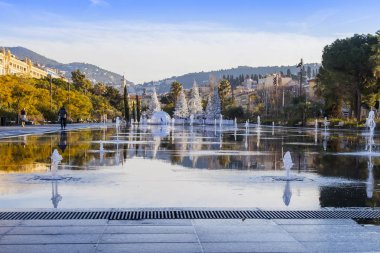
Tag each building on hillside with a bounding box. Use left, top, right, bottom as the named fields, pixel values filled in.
left=234, top=91, right=256, bottom=112
left=0, top=48, right=48, bottom=79
left=257, top=74, right=292, bottom=89
left=45, top=67, right=70, bottom=82
left=241, top=78, right=257, bottom=89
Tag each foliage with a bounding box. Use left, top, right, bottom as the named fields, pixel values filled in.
left=104, top=86, right=123, bottom=111
left=0, top=75, right=120, bottom=123
left=132, top=102, right=136, bottom=122
left=224, top=105, right=245, bottom=119
left=169, top=81, right=183, bottom=105
left=162, top=103, right=175, bottom=117
left=317, top=33, right=379, bottom=120
left=136, top=95, right=141, bottom=122
left=218, top=79, right=232, bottom=112
left=71, top=69, right=92, bottom=94
left=124, top=84, right=130, bottom=122
left=91, top=82, right=107, bottom=96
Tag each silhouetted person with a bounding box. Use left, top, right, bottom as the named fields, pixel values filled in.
left=20, top=108, right=27, bottom=127
left=58, top=106, right=67, bottom=130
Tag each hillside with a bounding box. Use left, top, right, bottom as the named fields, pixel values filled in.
left=3, top=46, right=132, bottom=86
left=138, top=64, right=321, bottom=94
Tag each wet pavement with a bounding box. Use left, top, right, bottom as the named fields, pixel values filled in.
left=1, top=124, right=380, bottom=252
left=0, top=123, right=106, bottom=139
left=0, top=124, right=379, bottom=209
left=0, top=217, right=379, bottom=252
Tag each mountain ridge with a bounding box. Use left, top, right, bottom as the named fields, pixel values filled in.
left=3, top=46, right=131, bottom=87
left=4, top=46, right=320, bottom=94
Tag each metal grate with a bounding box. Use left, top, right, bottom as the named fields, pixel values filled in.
left=0, top=210, right=379, bottom=220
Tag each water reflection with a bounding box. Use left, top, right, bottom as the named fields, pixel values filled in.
left=283, top=181, right=292, bottom=206
left=58, top=131, right=67, bottom=153
left=51, top=181, right=62, bottom=208
left=0, top=125, right=379, bottom=208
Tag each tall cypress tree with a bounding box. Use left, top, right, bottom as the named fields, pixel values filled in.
left=136, top=95, right=141, bottom=123
left=132, top=102, right=136, bottom=122
left=124, top=84, right=130, bottom=123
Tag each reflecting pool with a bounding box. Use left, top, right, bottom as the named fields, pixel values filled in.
left=0, top=124, right=379, bottom=209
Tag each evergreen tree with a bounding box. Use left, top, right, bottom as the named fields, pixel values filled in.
left=147, top=88, right=161, bottom=116
left=218, top=79, right=232, bottom=111
left=188, top=80, right=203, bottom=116
left=205, top=87, right=221, bottom=120
left=318, top=33, right=378, bottom=120
left=136, top=94, right=141, bottom=122
left=132, top=102, right=136, bottom=122
left=123, top=84, right=130, bottom=123
left=71, top=69, right=92, bottom=94
left=173, top=90, right=189, bottom=118
left=169, top=81, right=182, bottom=105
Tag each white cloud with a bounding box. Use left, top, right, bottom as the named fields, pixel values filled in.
left=1, top=20, right=336, bottom=83
left=90, top=0, right=109, bottom=7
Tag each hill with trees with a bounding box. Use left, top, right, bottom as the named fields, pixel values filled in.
left=2, top=46, right=133, bottom=87
left=139, top=64, right=320, bottom=94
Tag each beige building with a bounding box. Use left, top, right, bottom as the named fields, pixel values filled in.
left=234, top=90, right=256, bottom=112
left=257, top=74, right=292, bottom=89
left=0, top=48, right=48, bottom=79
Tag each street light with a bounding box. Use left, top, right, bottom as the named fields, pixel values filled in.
left=297, top=58, right=303, bottom=96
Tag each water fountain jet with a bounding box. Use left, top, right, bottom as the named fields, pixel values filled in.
left=50, top=149, right=63, bottom=180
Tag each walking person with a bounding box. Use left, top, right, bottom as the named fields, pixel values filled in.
left=20, top=108, right=27, bottom=127
left=58, top=105, right=68, bottom=130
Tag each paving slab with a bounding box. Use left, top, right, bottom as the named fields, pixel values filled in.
left=0, top=244, right=97, bottom=253
left=0, top=234, right=100, bottom=244
left=108, top=219, right=192, bottom=226
left=95, top=242, right=203, bottom=253
left=194, top=225, right=281, bottom=234
left=201, top=242, right=306, bottom=253
left=300, top=241, right=380, bottom=252
left=104, top=225, right=195, bottom=234
left=19, top=219, right=108, bottom=226
left=289, top=231, right=380, bottom=242
left=197, top=232, right=297, bottom=242
left=100, top=233, right=199, bottom=243
left=7, top=225, right=106, bottom=235
left=0, top=218, right=379, bottom=252
left=279, top=224, right=365, bottom=233
left=273, top=219, right=357, bottom=225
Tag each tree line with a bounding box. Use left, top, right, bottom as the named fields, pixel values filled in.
left=0, top=69, right=123, bottom=123
left=317, top=31, right=380, bottom=121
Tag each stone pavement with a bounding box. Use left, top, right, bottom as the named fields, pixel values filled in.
left=0, top=218, right=379, bottom=253
left=0, top=123, right=107, bottom=139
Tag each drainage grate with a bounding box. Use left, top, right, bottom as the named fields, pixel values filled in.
left=0, top=210, right=380, bottom=220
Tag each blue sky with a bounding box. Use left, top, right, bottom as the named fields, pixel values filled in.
left=1, top=0, right=379, bottom=83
